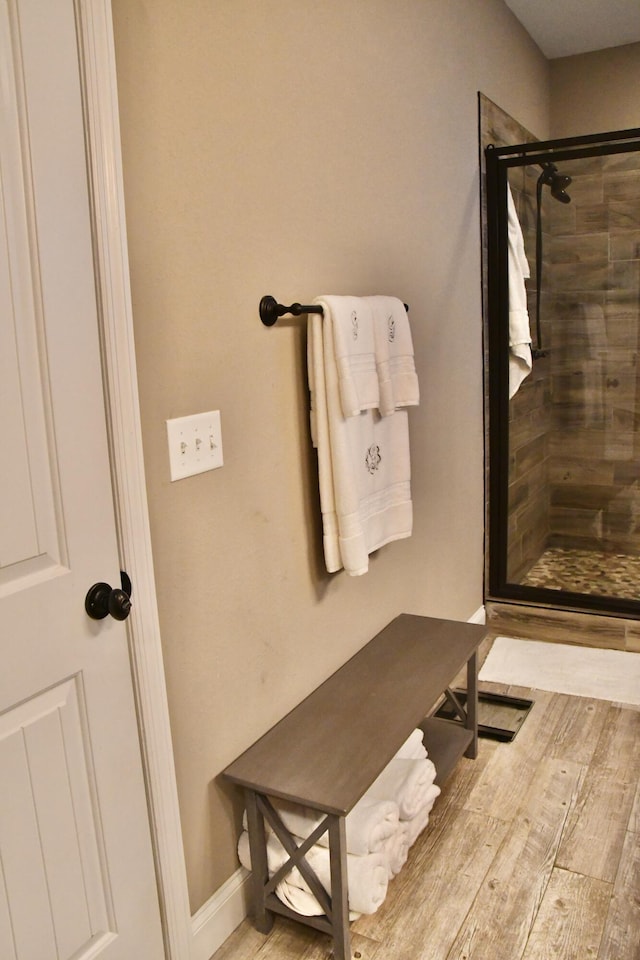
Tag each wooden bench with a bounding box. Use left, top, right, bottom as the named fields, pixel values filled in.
left=223, top=614, right=486, bottom=959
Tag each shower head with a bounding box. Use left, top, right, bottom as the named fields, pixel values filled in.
left=550, top=175, right=572, bottom=203
left=538, top=162, right=572, bottom=203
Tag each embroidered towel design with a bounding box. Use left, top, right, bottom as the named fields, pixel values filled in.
left=365, top=444, right=382, bottom=474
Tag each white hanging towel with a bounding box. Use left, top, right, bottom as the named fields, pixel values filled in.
left=364, top=295, right=420, bottom=416
left=507, top=183, right=532, bottom=398
left=308, top=298, right=414, bottom=576
left=318, top=295, right=379, bottom=417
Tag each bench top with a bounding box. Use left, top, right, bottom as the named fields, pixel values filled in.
left=222, top=614, right=486, bottom=815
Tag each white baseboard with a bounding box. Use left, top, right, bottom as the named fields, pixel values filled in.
left=467, top=605, right=486, bottom=625
left=191, top=867, right=252, bottom=960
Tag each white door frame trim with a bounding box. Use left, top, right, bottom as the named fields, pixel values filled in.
left=77, top=2, right=192, bottom=957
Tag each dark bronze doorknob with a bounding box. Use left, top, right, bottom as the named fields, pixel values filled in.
left=85, top=576, right=132, bottom=621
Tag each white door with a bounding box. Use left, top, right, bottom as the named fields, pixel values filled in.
left=0, top=1, right=165, bottom=958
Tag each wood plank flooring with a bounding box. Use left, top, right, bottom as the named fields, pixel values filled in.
left=212, top=682, right=640, bottom=960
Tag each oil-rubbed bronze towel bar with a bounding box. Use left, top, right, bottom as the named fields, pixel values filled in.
left=259, top=295, right=409, bottom=326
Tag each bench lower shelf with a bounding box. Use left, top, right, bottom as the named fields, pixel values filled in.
left=419, top=716, right=475, bottom=785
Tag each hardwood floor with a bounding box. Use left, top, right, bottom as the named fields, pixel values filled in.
left=212, top=681, right=640, bottom=960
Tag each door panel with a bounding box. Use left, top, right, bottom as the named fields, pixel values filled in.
left=0, top=680, right=113, bottom=958
left=0, top=0, right=61, bottom=583
left=0, top=1, right=165, bottom=956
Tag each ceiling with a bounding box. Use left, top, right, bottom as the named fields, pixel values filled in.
left=504, top=0, right=640, bottom=59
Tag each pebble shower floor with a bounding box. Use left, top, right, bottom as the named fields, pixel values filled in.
left=521, top=546, right=640, bottom=600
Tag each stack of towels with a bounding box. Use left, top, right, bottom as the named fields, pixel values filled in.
left=307, top=295, right=419, bottom=576
left=237, top=728, right=440, bottom=919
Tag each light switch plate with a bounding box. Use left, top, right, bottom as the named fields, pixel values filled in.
left=166, top=410, right=223, bottom=481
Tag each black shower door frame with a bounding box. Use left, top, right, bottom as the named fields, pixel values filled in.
left=485, top=127, right=640, bottom=617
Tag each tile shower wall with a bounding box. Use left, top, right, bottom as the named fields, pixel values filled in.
left=549, top=152, right=640, bottom=554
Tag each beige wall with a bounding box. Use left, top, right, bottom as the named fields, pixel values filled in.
left=111, top=0, right=549, bottom=911
left=551, top=42, right=640, bottom=138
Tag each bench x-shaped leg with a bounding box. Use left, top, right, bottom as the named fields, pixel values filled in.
left=244, top=789, right=350, bottom=960
left=442, top=652, right=478, bottom=759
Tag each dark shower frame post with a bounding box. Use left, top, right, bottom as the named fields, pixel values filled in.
left=485, top=144, right=511, bottom=595
left=485, top=127, right=640, bottom=618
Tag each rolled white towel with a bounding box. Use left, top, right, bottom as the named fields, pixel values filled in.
left=394, top=728, right=428, bottom=760
left=405, top=783, right=441, bottom=846
left=380, top=821, right=411, bottom=878
left=238, top=830, right=355, bottom=919
left=366, top=757, right=437, bottom=820
left=274, top=869, right=363, bottom=921
left=242, top=794, right=399, bottom=857
left=282, top=794, right=399, bottom=857
left=237, top=830, right=389, bottom=918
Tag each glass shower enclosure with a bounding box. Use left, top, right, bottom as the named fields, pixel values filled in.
left=486, top=127, right=640, bottom=616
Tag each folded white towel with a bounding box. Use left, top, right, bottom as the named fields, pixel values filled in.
left=507, top=184, right=532, bottom=398
left=394, top=728, right=427, bottom=760
left=314, top=295, right=379, bottom=418
left=405, top=783, right=441, bottom=846
left=308, top=308, right=413, bottom=576
left=380, top=821, right=411, bottom=877
left=237, top=830, right=388, bottom=918
left=365, top=295, right=419, bottom=416
left=366, top=757, right=437, bottom=820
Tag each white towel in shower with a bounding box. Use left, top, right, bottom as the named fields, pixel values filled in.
left=507, top=184, right=533, bottom=398
left=365, top=295, right=420, bottom=416
left=315, top=295, right=379, bottom=418
left=308, top=304, right=414, bottom=576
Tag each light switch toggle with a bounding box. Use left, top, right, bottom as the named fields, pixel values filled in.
left=166, top=410, right=224, bottom=481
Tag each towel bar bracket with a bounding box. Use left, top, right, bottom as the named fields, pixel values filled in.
left=260, top=295, right=323, bottom=326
